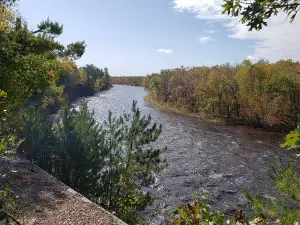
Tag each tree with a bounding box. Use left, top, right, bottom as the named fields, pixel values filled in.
left=15, top=100, right=165, bottom=224
left=0, top=0, right=17, bottom=7
left=32, top=17, right=63, bottom=37
left=82, top=64, right=111, bottom=91
left=64, top=41, right=86, bottom=60
left=0, top=6, right=86, bottom=113
left=222, top=0, right=300, bottom=30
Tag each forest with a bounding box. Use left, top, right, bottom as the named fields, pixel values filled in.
left=143, top=60, right=300, bottom=131
left=111, top=76, right=144, bottom=86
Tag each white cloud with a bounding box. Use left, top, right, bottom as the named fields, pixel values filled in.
left=205, top=29, right=217, bottom=34
left=199, top=36, right=215, bottom=43
left=172, top=0, right=300, bottom=62
left=172, top=0, right=227, bottom=20
left=246, top=55, right=259, bottom=63
left=157, top=49, right=173, bottom=54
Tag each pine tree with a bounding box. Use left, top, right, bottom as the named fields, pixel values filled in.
left=16, top=100, right=165, bottom=224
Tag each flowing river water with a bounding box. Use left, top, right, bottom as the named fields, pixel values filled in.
left=74, top=84, right=289, bottom=224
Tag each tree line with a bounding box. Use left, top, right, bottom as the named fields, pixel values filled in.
left=111, top=76, right=144, bottom=86
left=143, top=60, right=300, bottom=131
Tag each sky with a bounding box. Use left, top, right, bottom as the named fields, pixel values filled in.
left=18, top=0, right=300, bottom=76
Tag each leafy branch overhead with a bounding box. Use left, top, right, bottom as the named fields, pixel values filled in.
left=32, top=18, right=86, bottom=59
left=64, top=41, right=86, bottom=60
left=0, top=7, right=87, bottom=112
left=0, top=0, right=17, bottom=7
left=32, top=17, right=63, bottom=37
left=222, top=0, right=300, bottom=30
left=281, top=130, right=300, bottom=153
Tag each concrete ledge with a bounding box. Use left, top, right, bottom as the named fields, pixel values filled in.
left=0, top=156, right=127, bottom=225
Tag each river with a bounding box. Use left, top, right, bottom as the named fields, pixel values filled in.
left=74, top=84, right=287, bottom=224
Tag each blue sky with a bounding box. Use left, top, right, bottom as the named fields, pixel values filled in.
left=18, top=0, right=300, bottom=76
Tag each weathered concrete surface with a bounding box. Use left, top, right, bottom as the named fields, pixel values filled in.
left=0, top=156, right=126, bottom=225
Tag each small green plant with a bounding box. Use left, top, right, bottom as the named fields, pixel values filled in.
left=281, top=130, right=300, bottom=153
left=0, top=132, right=22, bottom=159
left=168, top=193, right=234, bottom=225
left=271, top=162, right=300, bottom=202
left=0, top=186, right=21, bottom=225
left=0, top=118, right=22, bottom=224
left=245, top=191, right=300, bottom=224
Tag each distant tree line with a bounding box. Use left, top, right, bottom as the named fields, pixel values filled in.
left=111, top=76, right=144, bottom=86
left=144, top=60, right=300, bottom=131
left=40, top=62, right=111, bottom=113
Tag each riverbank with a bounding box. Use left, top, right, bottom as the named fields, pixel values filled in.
left=28, top=84, right=112, bottom=114
left=145, top=95, right=290, bottom=133
left=144, top=95, right=220, bottom=122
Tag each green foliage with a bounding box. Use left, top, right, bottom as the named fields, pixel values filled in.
left=273, top=163, right=300, bottom=202
left=0, top=134, right=21, bottom=157
left=281, top=130, right=300, bottom=153
left=0, top=4, right=110, bottom=116
left=0, top=186, right=21, bottom=225
left=64, top=41, right=86, bottom=60
left=0, top=131, right=21, bottom=224
left=13, top=107, right=56, bottom=171
left=111, top=76, right=145, bottom=86
left=41, top=85, right=63, bottom=110
left=94, top=78, right=104, bottom=91
left=222, top=0, right=300, bottom=31
left=0, top=117, right=21, bottom=224
left=0, top=109, right=22, bottom=157
left=0, top=3, right=113, bottom=224
left=15, top=100, right=165, bottom=224
left=82, top=64, right=111, bottom=91
left=0, top=0, right=17, bottom=7
left=0, top=5, right=89, bottom=115
left=33, top=17, right=63, bottom=37
left=145, top=60, right=300, bottom=130
left=245, top=190, right=300, bottom=224
left=169, top=193, right=229, bottom=225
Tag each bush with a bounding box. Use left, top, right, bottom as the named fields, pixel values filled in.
left=41, top=85, right=63, bottom=111
left=169, top=193, right=229, bottom=225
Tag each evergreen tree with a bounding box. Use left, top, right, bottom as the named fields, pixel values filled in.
left=16, top=100, right=165, bottom=224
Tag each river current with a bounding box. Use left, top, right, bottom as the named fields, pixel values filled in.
left=74, top=84, right=287, bottom=224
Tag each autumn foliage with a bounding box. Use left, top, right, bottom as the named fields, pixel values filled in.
left=144, top=60, right=300, bottom=130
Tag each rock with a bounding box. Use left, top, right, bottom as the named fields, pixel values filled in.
left=222, top=189, right=237, bottom=194
left=223, top=174, right=233, bottom=178
left=55, top=199, right=65, bottom=205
